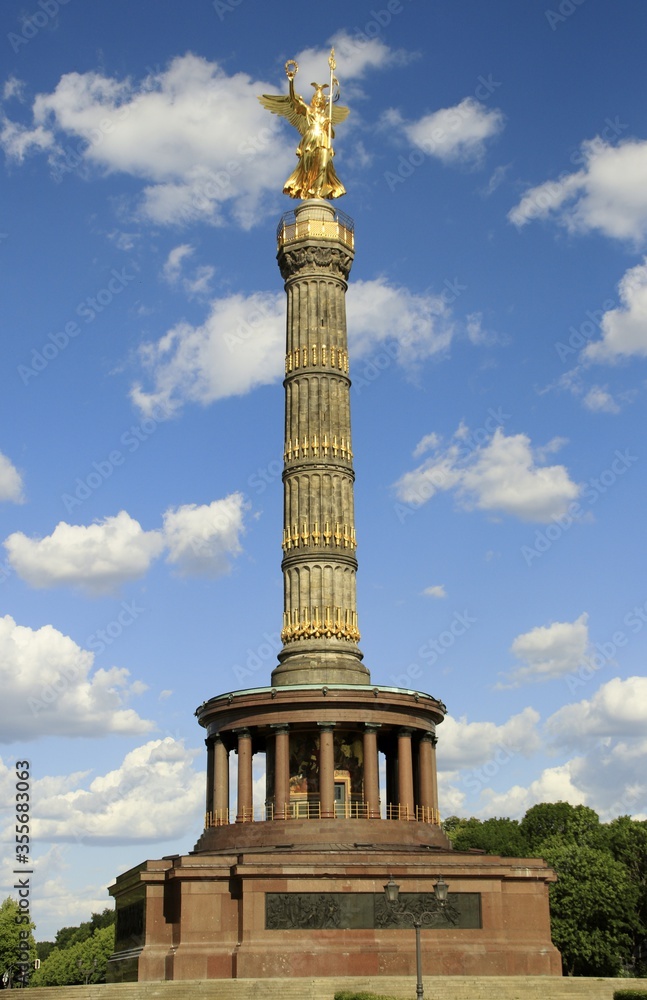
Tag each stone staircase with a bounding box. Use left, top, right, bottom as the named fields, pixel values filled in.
left=25, top=978, right=645, bottom=1000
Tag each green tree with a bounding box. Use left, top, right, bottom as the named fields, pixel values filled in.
left=604, top=816, right=647, bottom=976
left=88, top=908, right=115, bottom=934
left=446, top=816, right=530, bottom=857
left=31, top=923, right=115, bottom=986
left=540, top=838, right=639, bottom=976
left=0, top=897, right=37, bottom=987
left=36, top=940, right=55, bottom=962
left=53, top=907, right=115, bottom=951
left=442, top=815, right=469, bottom=840
left=520, top=802, right=604, bottom=853
left=444, top=804, right=646, bottom=977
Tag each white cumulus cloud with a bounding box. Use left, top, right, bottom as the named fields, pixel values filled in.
left=0, top=615, right=153, bottom=741
left=0, top=115, right=53, bottom=161
left=162, top=243, right=214, bottom=299
left=162, top=243, right=194, bottom=283
left=395, top=426, right=579, bottom=523
left=582, top=385, right=621, bottom=412
left=4, top=511, right=164, bottom=595
left=474, top=761, right=588, bottom=819
left=546, top=676, right=647, bottom=748
left=347, top=278, right=455, bottom=371
left=392, top=98, right=504, bottom=166
left=413, top=432, right=441, bottom=458
left=509, top=137, right=647, bottom=243
left=3, top=76, right=25, bottom=102
left=500, top=612, right=590, bottom=687
left=455, top=678, right=647, bottom=821
left=131, top=290, right=285, bottom=417
left=582, top=259, right=647, bottom=363
left=0, top=450, right=24, bottom=503
left=131, top=278, right=456, bottom=417
left=437, top=708, right=541, bottom=771
left=1, top=55, right=290, bottom=228
left=472, top=739, right=646, bottom=823
left=293, top=32, right=410, bottom=92
left=26, top=739, right=203, bottom=843
left=163, top=494, right=246, bottom=577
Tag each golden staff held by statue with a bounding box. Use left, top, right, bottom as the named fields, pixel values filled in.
left=258, top=48, right=349, bottom=200
left=327, top=48, right=336, bottom=150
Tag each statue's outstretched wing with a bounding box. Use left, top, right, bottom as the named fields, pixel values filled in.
left=331, top=104, right=350, bottom=127
left=258, top=93, right=308, bottom=135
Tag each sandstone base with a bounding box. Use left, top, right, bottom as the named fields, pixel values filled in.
left=107, top=841, right=561, bottom=981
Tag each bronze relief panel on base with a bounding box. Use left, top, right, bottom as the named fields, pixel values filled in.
left=265, top=892, right=480, bottom=930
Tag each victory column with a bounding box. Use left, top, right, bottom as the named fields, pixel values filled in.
left=107, top=51, right=562, bottom=984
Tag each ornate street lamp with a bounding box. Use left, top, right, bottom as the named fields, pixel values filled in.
left=383, top=876, right=449, bottom=1000
left=77, top=957, right=97, bottom=986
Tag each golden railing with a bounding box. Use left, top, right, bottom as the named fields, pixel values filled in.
left=386, top=804, right=440, bottom=824
left=277, top=209, right=355, bottom=252
left=264, top=800, right=372, bottom=821
left=205, top=808, right=229, bottom=827
left=205, top=802, right=440, bottom=828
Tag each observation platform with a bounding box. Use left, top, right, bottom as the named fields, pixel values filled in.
left=277, top=201, right=355, bottom=251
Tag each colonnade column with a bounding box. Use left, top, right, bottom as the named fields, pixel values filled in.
left=272, top=723, right=291, bottom=820
left=397, top=728, right=415, bottom=820
left=385, top=744, right=398, bottom=815
left=205, top=738, right=214, bottom=818
left=418, top=732, right=437, bottom=822
left=429, top=733, right=439, bottom=818
left=318, top=723, right=335, bottom=819
left=363, top=723, right=381, bottom=819
left=235, top=729, right=253, bottom=823
left=213, top=736, right=229, bottom=826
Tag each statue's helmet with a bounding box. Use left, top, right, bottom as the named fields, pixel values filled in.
left=310, top=82, right=329, bottom=108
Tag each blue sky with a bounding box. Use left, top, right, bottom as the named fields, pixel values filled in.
left=1, top=0, right=646, bottom=941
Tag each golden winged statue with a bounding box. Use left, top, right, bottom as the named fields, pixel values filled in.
left=258, top=49, right=349, bottom=200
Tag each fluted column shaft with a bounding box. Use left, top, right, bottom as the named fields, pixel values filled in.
left=319, top=723, right=335, bottom=819
left=397, top=728, right=415, bottom=820
left=213, top=737, right=229, bottom=825
left=418, top=733, right=436, bottom=820
left=429, top=734, right=439, bottom=816
left=273, top=200, right=369, bottom=687
left=272, top=724, right=290, bottom=820
left=363, top=724, right=381, bottom=819
left=205, top=738, right=214, bottom=817
left=235, top=729, right=253, bottom=823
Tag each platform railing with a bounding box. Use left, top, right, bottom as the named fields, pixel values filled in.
left=204, top=808, right=229, bottom=827
left=277, top=208, right=355, bottom=252
left=335, top=800, right=370, bottom=819
left=386, top=803, right=440, bottom=823
left=205, top=802, right=440, bottom=828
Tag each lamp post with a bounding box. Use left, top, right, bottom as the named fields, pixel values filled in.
left=384, top=876, right=449, bottom=1000
left=77, top=957, right=97, bottom=986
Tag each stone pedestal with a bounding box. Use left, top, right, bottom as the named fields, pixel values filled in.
left=108, top=846, right=562, bottom=981
left=108, top=681, right=561, bottom=982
